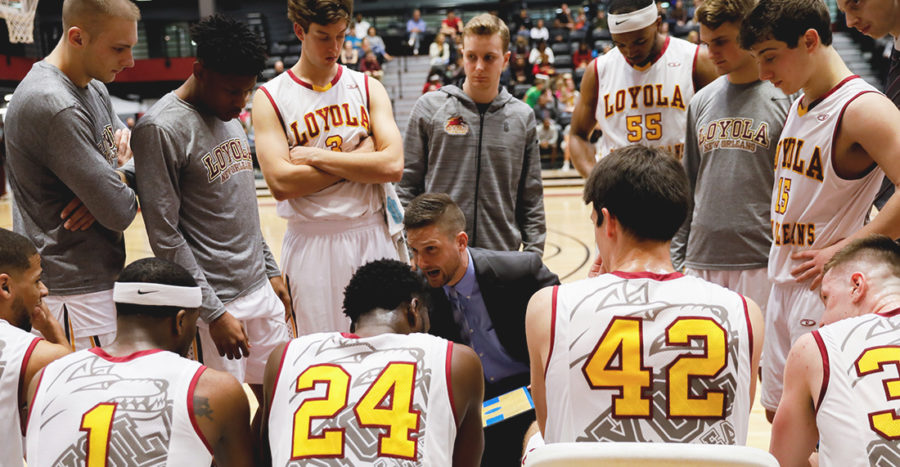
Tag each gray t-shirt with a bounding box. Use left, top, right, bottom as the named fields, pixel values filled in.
left=4, top=61, right=137, bottom=294
left=132, top=92, right=280, bottom=323
left=672, top=76, right=792, bottom=270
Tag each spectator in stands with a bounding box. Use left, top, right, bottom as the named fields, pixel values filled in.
left=273, top=60, right=285, bottom=74
left=574, top=11, right=588, bottom=30
left=441, top=10, right=464, bottom=39
left=353, top=12, right=369, bottom=39
left=669, top=0, right=689, bottom=27
left=529, top=40, right=555, bottom=75
left=557, top=3, right=575, bottom=29
left=510, top=53, right=532, bottom=84
left=366, top=26, right=393, bottom=62
left=407, top=8, right=426, bottom=55
left=512, top=8, right=533, bottom=33
left=573, top=41, right=593, bottom=68
left=593, top=9, right=609, bottom=31
left=537, top=113, right=560, bottom=168
left=340, top=39, right=359, bottom=70
left=686, top=30, right=699, bottom=44
left=534, top=87, right=560, bottom=122
left=555, top=72, right=577, bottom=116
left=430, top=32, right=450, bottom=68
left=524, top=74, right=548, bottom=108
left=359, top=50, right=383, bottom=81
left=423, top=73, right=442, bottom=94
left=444, top=54, right=466, bottom=87
left=530, top=18, right=549, bottom=42
left=515, top=23, right=531, bottom=42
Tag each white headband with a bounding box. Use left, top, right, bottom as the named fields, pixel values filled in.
left=608, top=3, right=659, bottom=34
left=114, top=282, right=202, bottom=308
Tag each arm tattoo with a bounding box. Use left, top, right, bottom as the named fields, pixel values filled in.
left=193, top=395, right=214, bottom=421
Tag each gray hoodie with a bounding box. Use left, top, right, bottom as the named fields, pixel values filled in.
left=399, top=85, right=546, bottom=254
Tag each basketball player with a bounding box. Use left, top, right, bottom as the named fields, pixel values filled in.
left=741, top=0, right=900, bottom=421
left=568, top=0, right=718, bottom=177
left=26, top=258, right=254, bottom=466
left=526, top=145, right=763, bottom=444
left=0, top=229, right=70, bottom=467
left=132, top=15, right=291, bottom=405
left=770, top=236, right=900, bottom=467
left=262, top=259, right=484, bottom=465
left=3, top=0, right=140, bottom=349
left=252, top=0, right=404, bottom=335
left=670, top=0, right=793, bottom=315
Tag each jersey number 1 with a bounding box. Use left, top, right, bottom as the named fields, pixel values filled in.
left=291, top=362, right=420, bottom=460
left=80, top=403, right=117, bottom=467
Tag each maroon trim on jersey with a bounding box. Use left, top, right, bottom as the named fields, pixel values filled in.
left=544, top=285, right=559, bottom=378
left=340, top=332, right=360, bottom=339
left=691, top=42, right=699, bottom=94
left=288, top=66, right=344, bottom=90
left=19, top=336, right=41, bottom=434
left=25, top=363, right=47, bottom=433
left=830, top=88, right=880, bottom=181
left=812, top=330, right=829, bottom=414
left=259, top=85, right=287, bottom=132
left=270, top=340, right=294, bottom=404
left=364, top=74, right=371, bottom=111
left=807, top=75, right=860, bottom=112
left=611, top=271, right=685, bottom=281
left=740, top=294, right=753, bottom=375
left=88, top=347, right=164, bottom=362
left=187, top=365, right=214, bottom=454
left=877, top=307, right=900, bottom=317
left=650, top=36, right=671, bottom=67
left=446, top=341, right=458, bottom=426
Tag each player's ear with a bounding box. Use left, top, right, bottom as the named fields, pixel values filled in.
left=174, top=309, right=189, bottom=335
left=850, top=272, right=867, bottom=303
left=67, top=26, right=85, bottom=48
left=192, top=61, right=205, bottom=80
left=0, top=274, right=11, bottom=299
left=455, top=231, right=469, bottom=251
left=293, top=23, right=306, bottom=41
left=803, top=28, right=818, bottom=51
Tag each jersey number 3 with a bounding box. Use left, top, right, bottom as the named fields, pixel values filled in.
left=291, top=362, right=420, bottom=460
left=582, top=316, right=728, bottom=418
left=856, top=346, right=900, bottom=440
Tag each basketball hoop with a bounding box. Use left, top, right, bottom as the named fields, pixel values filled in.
left=0, top=0, right=39, bottom=44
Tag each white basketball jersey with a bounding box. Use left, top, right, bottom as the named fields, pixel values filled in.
left=0, top=319, right=40, bottom=467
left=814, top=309, right=900, bottom=467
left=594, top=36, right=697, bottom=160
left=269, top=332, right=456, bottom=466
left=26, top=348, right=212, bottom=467
left=768, top=76, right=883, bottom=283
left=259, top=66, right=381, bottom=221
left=544, top=271, right=753, bottom=445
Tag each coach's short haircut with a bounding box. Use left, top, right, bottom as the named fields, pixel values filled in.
left=463, top=14, right=510, bottom=52
left=740, top=0, right=832, bottom=50
left=403, top=193, right=467, bottom=237
left=342, top=259, right=427, bottom=324
left=0, top=229, right=37, bottom=276
left=583, top=145, right=690, bottom=242
left=115, top=258, right=198, bottom=317
left=608, top=0, right=656, bottom=15
left=287, top=0, right=352, bottom=33
left=824, top=235, right=900, bottom=278
left=62, top=0, right=140, bottom=33
left=695, top=0, right=755, bottom=29
left=191, top=14, right=266, bottom=77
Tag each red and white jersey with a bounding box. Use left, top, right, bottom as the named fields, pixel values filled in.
left=814, top=309, right=900, bottom=467
left=0, top=319, right=41, bottom=467
left=269, top=332, right=456, bottom=466
left=768, top=76, right=883, bottom=283
left=544, top=271, right=754, bottom=445
left=259, top=65, right=381, bottom=221
left=594, top=36, right=697, bottom=160
left=26, top=348, right=212, bottom=467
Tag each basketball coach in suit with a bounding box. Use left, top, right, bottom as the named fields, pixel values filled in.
left=404, top=193, right=560, bottom=467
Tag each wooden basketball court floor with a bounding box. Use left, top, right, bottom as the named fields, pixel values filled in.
left=0, top=185, right=774, bottom=452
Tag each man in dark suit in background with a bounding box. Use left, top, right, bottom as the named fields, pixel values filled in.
left=404, top=193, right=560, bottom=467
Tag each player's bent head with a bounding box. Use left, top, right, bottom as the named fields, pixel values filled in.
left=739, top=0, right=832, bottom=51
left=62, top=0, right=141, bottom=35
left=825, top=235, right=900, bottom=279
left=0, top=228, right=38, bottom=277
left=342, top=259, right=429, bottom=333
left=288, top=0, right=352, bottom=33
left=114, top=258, right=199, bottom=318
left=695, top=0, right=756, bottom=29
left=464, top=13, right=510, bottom=54
left=583, top=145, right=690, bottom=242
left=404, top=193, right=467, bottom=239
left=191, top=14, right=266, bottom=78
